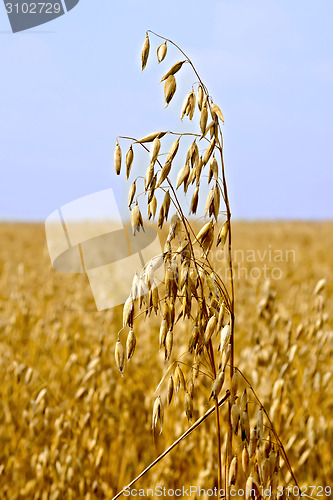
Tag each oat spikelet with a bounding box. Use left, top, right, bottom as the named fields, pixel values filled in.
left=241, top=406, right=250, bottom=443
left=150, top=137, right=161, bottom=163
left=135, top=131, right=167, bottom=144
left=203, top=138, right=215, bottom=165
left=204, top=315, right=217, bottom=345
left=249, top=428, right=257, bottom=458
left=204, top=188, right=215, bottom=218
left=221, top=343, right=231, bottom=371
left=167, top=213, right=181, bottom=242
left=131, top=204, right=144, bottom=235
left=174, top=364, right=186, bottom=393
left=208, top=157, right=218, bottom=183
left=165, top=329, right=173, bottom=360
left=211, top=101, right=224, bottom=123
left=176, top=162, right=190, bottom=190
left=166, top=136, right=180, bottom=164
left=148, top=195, right=157, bottom=219
left=126, top=329, right=136, bottom=361
left=242, top=445, right=249, bottom=474
left=115, top=340, right=125, bottom=375
left=217, top=220, right=229, bottom=247
left=190, top=187, right=199, bottom=215
left=157, top=41, right=167, bottom=63
left=152, top=396, right=163, bottom=433
left=167, top=376, right=174, bottom=405
left=196, top=220, right=214, bottom=254
left=197, top=85, right=204, bottom=111
left=125, top=145, right=134, bottom=179
left=231, top=402, right=239, bottom=434
left=209, top=370, right=225, bottom=399
left=123, top=295, right=134, bottom=328
left=164, top=75, right=176, bottom=106
left=200, top=99, right=208, bottom=134
left=156, top=161, right=171, bottom=188
left=141, top=33, right=150, bottom=70
left=229, top=456, right=238, bottom=486
left=114, top=140, right=121, bottom=175
left=160, top=60, right=186, bottom=82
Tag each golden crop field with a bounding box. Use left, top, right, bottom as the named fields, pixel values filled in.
left=0, top=221, right=332, bottom=499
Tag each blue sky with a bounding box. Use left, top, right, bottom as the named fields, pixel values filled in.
left=0, top=0, right=332, bottom=220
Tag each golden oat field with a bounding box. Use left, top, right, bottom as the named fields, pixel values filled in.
left=0, top=222, right=332, bottom=499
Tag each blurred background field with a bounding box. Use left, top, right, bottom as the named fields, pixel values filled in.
left=0, top=222, right=332, bottom=499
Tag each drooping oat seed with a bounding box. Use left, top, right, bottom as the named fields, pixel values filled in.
left=197, top=85, right=204, bottom=111
left=241, top=406, right=250, bottom=443
left=135, top=131, right=167, bottom=144
left=126, top=329, right=136, bottom=361
left=123, top=295, right=134, bottom=328
left=196, top=220, right=214, bottom=254
left=220, top=324, right=231, bottom=353
left=200, top=98, right=208, bottom=135
left=209, top=370, right=225, bottom=399
left=167, top=213, right=181, bottom=242
left=221, top=343, right=231, bottom=371
left=242, top=445, right=249, bottom=474
left=204, top=188, right=215, bottom=218
left=313, top=277, right=327, bottom=295
left=165, top=329, right=173, bottom=360
left=164, top=75, right=176, bottom=106
left=150, top=137, right=161, bottom=163
left=145, top=163, right=155, bottom=192
left=176, top=163, right=190, bottom=190
left=115, top=340, right=125, bottom=375
left=167, top=136, right=181, bottom=164
left=231, top=371, right=238, bottom=402
left=211, top=102, right=224, bottom=123
left=167, top=376, right=174, bottom=405
left=114, top=140, right=121, bottom=175
left=131, top=203, right=144, bottom=235
left=231, top=403, right=239, bottom=434
left=148, top=195, right=157, bottom=219
left=152, top=396, right=163, bottom=433
left=125, top=145, right=134, bottom=179
left=175, top=364, right=186, bottom=393
left=208, top=157, right=218, bottom=183
left=156, top=161, right=171, bottom=188
left=160, top=61, right=186, bottom=82
left=203, top=138, right=215, bottom=165
left=204, top=315, right=217, bottom=345
left=216, top=220, right=229, bottom=247
left=128, top=181, right=136, bottom=207
left=195, top=156, right=203, bottom=186
left=141, top=33, right=150, bottom=70
left=188, top=324, right=199, bottom=353
left=157, top=41, right=167, bottom=63
left=159, top=319, right=168, bottom=348
left=229, top=456, right=238, bottom=486
left=190, top=187, right=199, bottom=215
